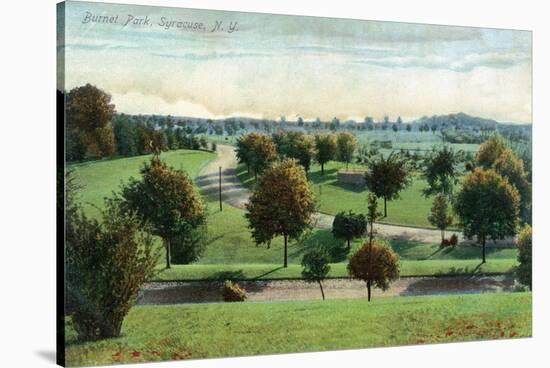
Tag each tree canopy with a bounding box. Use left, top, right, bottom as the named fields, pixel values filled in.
left=332, top=211, right=367, bottom=250
left=454, top=168, right=520, bottom=263
left=347, top=239, right=400, bottom=302
left=245, top=159, right=316, bottom=267
left=314, top=133, right=337, bottom=175
left=120, top=155, right=206, bottom=268
left=364, top=153, right=412, bottom=217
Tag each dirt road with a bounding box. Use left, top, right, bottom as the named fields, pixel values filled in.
left=138, top=275, right=516, bottom=305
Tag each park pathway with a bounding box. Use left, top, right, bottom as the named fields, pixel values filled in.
left=196, top=144, right=514, bottom=246
left=138, top=275, right=516, bottom=305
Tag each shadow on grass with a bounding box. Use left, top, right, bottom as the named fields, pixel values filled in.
left=289, top=230, right=350, bottom=263
left=400, top=269, right=515, bottom=296
left=433, top=262, right=484, bottom=277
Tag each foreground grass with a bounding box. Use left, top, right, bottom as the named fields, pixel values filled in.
left=65, top=292, right=531, bottom=366
left=156, top=258, right=517, bottom=281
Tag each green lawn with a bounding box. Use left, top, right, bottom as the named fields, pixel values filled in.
left=238, top=161, right=454, bottom=228
left=156, top=259, right=517, bottom=281
left=65, top=292, right=531, bottom=366
left=70, top=151, right=517, bottom=281
left=70, top=149, right=216, bottom=217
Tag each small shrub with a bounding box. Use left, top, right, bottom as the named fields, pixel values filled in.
left=222, top=280, right=247, bottom=302
left=440, top=238, right=451, bottom=247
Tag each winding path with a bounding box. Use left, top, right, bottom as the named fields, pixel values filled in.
left=196, top=145, right=514, bottom=246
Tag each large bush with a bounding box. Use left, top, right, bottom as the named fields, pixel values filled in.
left=66, top=199, right=158, bottom=340
left=516, top=224, right=532, bottom=290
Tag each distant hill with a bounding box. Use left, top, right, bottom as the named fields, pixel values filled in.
left=411, top=112, right=531, bottom=131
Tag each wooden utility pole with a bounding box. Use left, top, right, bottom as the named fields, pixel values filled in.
left=219, top=166, right=223, bottom=211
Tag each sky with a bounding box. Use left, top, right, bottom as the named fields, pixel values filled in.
left=58, top=1, right=532, bottom=123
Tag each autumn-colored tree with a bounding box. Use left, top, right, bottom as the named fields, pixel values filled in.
left=516, top=224, right=532, bottom=290
left=335, top=132, right=357, bottom=169
left=422, top=145, right=462, bottom=196
left=245, top=159, right=316, bottom=267
left=66, top=196, right=158, bottom=340
left=236, top=133, right=277, bottom=180
left=66, top=84, right=116, bottom=159
left=364, top=152, right=412, bottom=217
left=120, top=155, right=207, bottom=268
left=301, top=248, right=331, bottom=300
left=454, top=168, right=520, bottom=263
left=348, top=239, right=400, bottom=302
left=476, top=135, right=507, bottom=168
left=428, top=194, right=454, bottom=244
left=314, top=133, right=337, bottom=175
left=332, top=211, right=367, bottom=250
left=494, top=148, right=531, bottom=223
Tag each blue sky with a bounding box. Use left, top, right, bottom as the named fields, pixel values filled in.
left=59, top=1, right=532, bottom=123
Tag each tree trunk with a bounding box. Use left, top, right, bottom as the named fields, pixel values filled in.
left=441, top=229, right=445, bottom=243
left=283, top=234, right=288, bottom=268
left=482, top=236, right=486, bottom=264
left=321, top=162, right=324, bottom=175
left=165, top=238, right=171, bottom=269
left=347, top=239, right=350, bottom=250
left=384, top=197, right=387, bottom=217
left=319, top=280, right=325, bottom=300
left=367, top=280, right=372, bottom=302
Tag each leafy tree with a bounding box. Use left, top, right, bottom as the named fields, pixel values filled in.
left=348, top=239, right=400, bottom=302
left=494, top=148, right=531, bottom=224
left=301, top=248, right=331, bottom=300
left=335, top=132, right=357, bottom=169
left=392, top=124, right=398, bottom=132
left=454, top=168, right=520, bottom=263
left=406, top=124, right=412, bottom=132
left=66, top=195, right=158, bottom=340
left=236, top=133, right=277, bottom=179
left=428, top=194, right=454, bottom=244
left=476, top=135, right=507, bottom=168
left=332, top=211, right=367, bottom=250
left=364, top=153, right=412, bottom=217
left=516, top=224, right=532, bottom=289
left=120, top=155, right=207, bottom=268
left=272, top=131, right=315, bottom=173
left=66, top=84, right=116, bottom=159
left=297, top=117, right=304, bottom=127
left=245, top=159, right=316, bottom=267
left=422, top=146, right=462, bottom=196
left=314, top=134, right=337, bottom=175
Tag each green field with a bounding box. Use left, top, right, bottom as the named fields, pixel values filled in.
left=70, top=149, right=216, bottom=217
left=155, top=259, right=517, bottom=281
left=238, top=161, right=451, bottom=228
left=64, top=292, right=531, bottom=366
